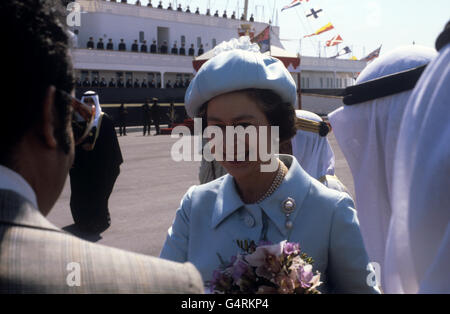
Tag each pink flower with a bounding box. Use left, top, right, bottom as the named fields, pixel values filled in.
left=283, top=242, right=300, bottom=256
left=210, top=269, right=233, bottom=293
left=254, top=254, right=282, bottom=281
left=275, top=273, right=296, bottom=294
left=309, top=272, right=322, bottom=291
left=290, top=255, right=306, bottom=269
left=296, top=264, right=314, bottom=289
left=232, top=256, right=250, bottom=282
left=245, top=240, right=286, bottom=267
left=211, top=240, right=322, bottom=294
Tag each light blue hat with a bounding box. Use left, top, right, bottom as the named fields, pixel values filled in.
left=184, top=49, right=297, bottom=117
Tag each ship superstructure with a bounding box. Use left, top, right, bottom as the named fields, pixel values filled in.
left=71, top=0, right=366, bottom=111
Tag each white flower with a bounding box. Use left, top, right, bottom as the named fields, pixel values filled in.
left=245, top=240, right=286, bottom=267
left=212, top=36, right=261, bottom=56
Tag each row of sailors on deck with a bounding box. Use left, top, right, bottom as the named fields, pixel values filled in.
left=107, top=0, right=255, bottom=21
left=76, top=77, right=191, bottom=89
left=87, top=38, right=205, bottom=56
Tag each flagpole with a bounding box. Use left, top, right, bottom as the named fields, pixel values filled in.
left=244, top=0, right=249, bottom=20
left=272, top=0, right=276, bottom=25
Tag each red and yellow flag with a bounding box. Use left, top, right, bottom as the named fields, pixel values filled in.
left=304, top=22, right=334, bottom=38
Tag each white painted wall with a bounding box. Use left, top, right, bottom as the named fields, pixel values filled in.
left=75, top=0, right=276, bottom=53
left=301, top=95, right=344, bottom=115
left=72, top=48, right=194, bottom=86
left=299, top=71, right=356, bottom=89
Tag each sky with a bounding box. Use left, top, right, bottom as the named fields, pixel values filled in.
left=128, top=0, right=449, bottom=58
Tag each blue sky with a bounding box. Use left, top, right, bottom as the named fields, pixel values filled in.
left=128, top=0, right=449, bottom=58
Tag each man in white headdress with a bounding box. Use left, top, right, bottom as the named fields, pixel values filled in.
left=384, top=21, right=450, bottom=294
left=291, top=110, right=348, bottom=193
left=82, top=91, right=102, bottom=134
left=69, top=91, right=123, bottom=233
left=328, top=45, right=437, bottom=290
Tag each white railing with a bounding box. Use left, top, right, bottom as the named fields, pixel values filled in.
left=76, top=0, right=271, bottom=30
left=301, top=56, right=366, bottom=73
left=71, top=48, right=195, bottom=74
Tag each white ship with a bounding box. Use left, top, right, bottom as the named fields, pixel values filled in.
left=70, top=0, right=367, bottom=116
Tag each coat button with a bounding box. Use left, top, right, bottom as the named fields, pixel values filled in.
left=244, top=215, right=255, bottom=228
left=285, top=220, right=294, bottom=229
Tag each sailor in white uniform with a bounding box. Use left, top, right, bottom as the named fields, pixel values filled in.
left=292, top=110, right=348, bottom=193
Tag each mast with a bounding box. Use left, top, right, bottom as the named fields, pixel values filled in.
left=272, top=0, right=276, bottom=24
left=244, top=0, right=249, bottom=20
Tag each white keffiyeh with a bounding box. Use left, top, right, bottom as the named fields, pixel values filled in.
left=385, top=43, right=450, bottom=294
left=328, top=46, right=437, bottom=290
left=81, top=91, right=103, bottom=127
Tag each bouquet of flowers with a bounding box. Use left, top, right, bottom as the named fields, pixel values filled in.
left=210, top=240, right=322, bottom=294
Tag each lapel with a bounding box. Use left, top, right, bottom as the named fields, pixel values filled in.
left=210, top=155, right=312, bottom=236
left=0, top=189, right=61, bottom=232
left=211, top=174, right=245, bottom=228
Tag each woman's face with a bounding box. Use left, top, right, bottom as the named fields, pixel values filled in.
left=206, top=91, right=273, bottom=179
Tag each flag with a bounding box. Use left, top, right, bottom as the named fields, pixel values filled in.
left=304, top=23, right=334, bottom=38
left=252, top=26, right=271, bottom=53
left=330, top=46, right=352, bottom=58
left=361, top=45, right=382, bottom=62
left=326, top=35, right=343, bottom=47
left=306, top=8, right=323, bottom=19
left=281, top=0, right=309, bottom=12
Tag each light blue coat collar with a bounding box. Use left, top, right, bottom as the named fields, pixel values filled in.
left=211, top=155, right=312, bottom=236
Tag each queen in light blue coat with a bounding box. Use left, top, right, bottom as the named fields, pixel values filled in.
left=160, top=38, right=379, bottom=294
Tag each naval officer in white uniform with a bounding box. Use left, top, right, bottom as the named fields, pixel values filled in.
left=291, top=110, right=348, bottom=193
left=160, top=38, right=379, bottom=294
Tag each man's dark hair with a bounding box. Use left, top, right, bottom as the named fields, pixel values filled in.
left=0, top=0, right=74, bottom=167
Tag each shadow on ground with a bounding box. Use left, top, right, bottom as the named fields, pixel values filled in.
left=62, top=224, right=103, bottom=242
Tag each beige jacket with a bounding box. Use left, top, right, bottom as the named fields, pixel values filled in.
left=0, top=189, right=203, bottom=294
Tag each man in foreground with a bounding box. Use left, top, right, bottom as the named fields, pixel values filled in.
left=0, top=0, right=203, bottom=294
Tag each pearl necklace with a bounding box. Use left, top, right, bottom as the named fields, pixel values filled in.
left=256, top=159, right=288, bottom=204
